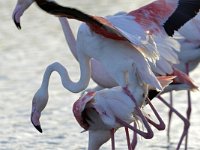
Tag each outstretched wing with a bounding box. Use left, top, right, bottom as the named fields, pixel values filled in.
left=128, top=0, right=200, bottom=36
left=35, top=0, right=158, bottom=61
left=128, top=0, right=178, bottom=33
left=128, top=0, right=186, bottom=76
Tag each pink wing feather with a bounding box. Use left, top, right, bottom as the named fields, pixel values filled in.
left=172, top=67, right=198, bottom=90
left=128, top=0, right=178, bottom=33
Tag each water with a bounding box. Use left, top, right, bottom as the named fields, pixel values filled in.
left=0, top=0, right=200, bottom=149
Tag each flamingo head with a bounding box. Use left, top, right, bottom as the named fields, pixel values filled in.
left=73, top=91, right=96, bottom=130
left=12, top=0, right=34, bottom=29
left=31, top=87, right=49, bottom=133
left=73, top=92, right=113, bottom=149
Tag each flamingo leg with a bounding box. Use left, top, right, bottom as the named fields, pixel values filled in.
left=116, top=117, right=153, bottom=139
left=118, top=87, right=153, bottom=139
left=158, top=96, right=190, bottom=150
left=185, top=90, right=191, bottom=150
left=167, top=91, right=173, bottom=142
left=145, top=98, right=166, bottom=130
left=125, top=127, right=132, bottom=150
left=185, top=63, right=191, bottom=150
left=131, top=122, right=137, bottom=150
left=110, top=128, right=115, bottom=150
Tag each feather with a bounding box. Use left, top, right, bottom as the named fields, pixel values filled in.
left=164, top=0, right=200, bottom=36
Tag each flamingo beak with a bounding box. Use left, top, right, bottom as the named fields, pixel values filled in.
left=12, top=4, right=23, bottom=29
left=31, top=106, right=43, bottom=133
left=12, top=0, right=34, bottom=29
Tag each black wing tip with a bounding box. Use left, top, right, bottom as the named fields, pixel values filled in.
left=35, top=0, right=103, bottom=27
left=164, top=0, right=200, bottom=36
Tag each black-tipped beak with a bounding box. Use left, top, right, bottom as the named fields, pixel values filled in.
left=31, top=109, right=42, bottom=133
left=34, top=125, right=43, bottom=133
left=13, top=13, right=21, bottom=30
left=14, top=20, right=21, bottom=30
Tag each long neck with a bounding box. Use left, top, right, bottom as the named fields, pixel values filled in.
left=40, top=56, right=91, bottom=93
left=59, top=17, right=78, bottom=60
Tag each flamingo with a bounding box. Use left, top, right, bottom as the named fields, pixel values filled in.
left=14, top=0, right=165, bottom=144
left=31, top=68, right=174, bottom=150
left=32, top=0, right=200, bottom=149
left=13, top=1, right=200, bottom=94
left=13, top=0, right=199, bottom=148
left=164, top=12, right=200, bottom=148
left=175, top=12, right=200, bottom=73
left=13, top=0, right=199, bottom=87
left=13, top=0, right=200, bottom=92
left=12, top=0, right=117, bottom=88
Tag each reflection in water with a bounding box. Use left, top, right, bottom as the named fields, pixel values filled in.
left=0, top=0, right=200, bottom=149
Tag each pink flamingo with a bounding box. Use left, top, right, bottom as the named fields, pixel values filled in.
left=32, top=0, right=199, bottom=149
left=14, top=1, right=165, bottom=145
left=14, top=0, right=199, bottom=149
left=13, top=0, right=200, bottom=93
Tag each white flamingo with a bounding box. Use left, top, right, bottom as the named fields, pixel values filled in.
left=31, top=1, right=200, bottom=147
left=163, top=12, right=200, bottom=148
left=14, top=0, right=164, bottom=144
left=13, top=0, right=200, bottom=92
left=31, top=70, right=174, bottom=150
left=13, top=0, right=200, bottom=93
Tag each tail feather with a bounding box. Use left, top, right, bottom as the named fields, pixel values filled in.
left=172, top=67, right=199, bottom=91
left=157, top=76, right=176, bottom=88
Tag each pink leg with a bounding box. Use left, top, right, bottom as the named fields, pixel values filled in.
left=110, top=129, right=115, bottom=150
left=167, top=91, right=173, bottom=142
left=116, top=117, right=153, bottom=139
left=131, top=122, right=137, bottom=150
left=158, top=96, right=190, bottom=150
left=119, top=87, right=165, bottom=139
left=121, top=87, right=154, bottom=139
left=185, top=63, right=191, bottom=150
left=185, top=90, right=191, bottom=150
left=145, top=98, right=166, bottom=131
left=125, top=127, right=132, bottom=150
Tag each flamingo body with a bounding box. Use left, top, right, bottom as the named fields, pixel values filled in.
left=73, top=88, right=139, bottom=150
left=174, top=12, right=200, bottom=73
left=73, top=89, right=136, bottom=131
left=77, top=20, right=161, bottom=90
left=178, top=12, right=200, bottom=43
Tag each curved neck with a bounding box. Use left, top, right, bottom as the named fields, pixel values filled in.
left=59, top=17, right=78, bottom=60
left=40, top=59, right=91, bottom=93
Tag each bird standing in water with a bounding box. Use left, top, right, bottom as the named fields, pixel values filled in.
left=164, top=12, right=200, bottom=148
left=31, top=70, right=174, bottom=150
left=12, top=0, right=200, bottom=149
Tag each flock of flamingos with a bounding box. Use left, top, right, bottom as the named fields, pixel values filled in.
left=12, top=0, right=200, bottom=149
